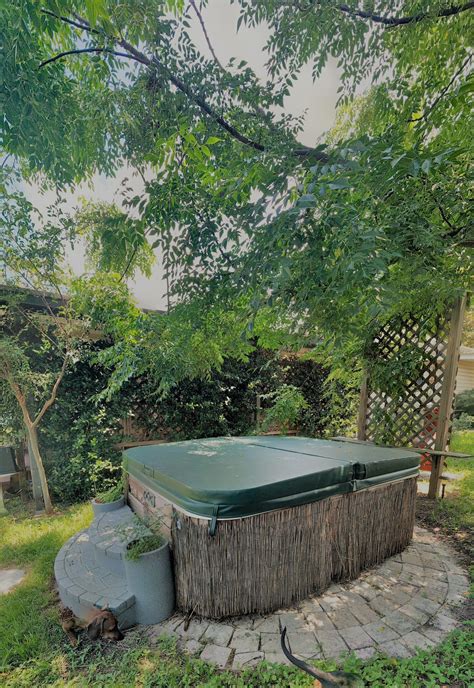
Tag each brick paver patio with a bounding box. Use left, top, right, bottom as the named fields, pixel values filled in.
left=145, top=526, right=469, bottom=670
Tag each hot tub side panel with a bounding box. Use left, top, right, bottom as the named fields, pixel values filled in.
left=171, top=477, right=417, bottom=618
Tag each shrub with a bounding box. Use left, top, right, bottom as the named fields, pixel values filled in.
left=453, top=413, right=474, bottom=431
left=454, top=389, right=474, bottom=417
left=261, top=385, right=309, bottom=432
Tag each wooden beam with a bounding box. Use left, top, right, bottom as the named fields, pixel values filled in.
left=357, top=370, right=369, bottom=441
left=428, top=295, right=467, bottom=498
left=331, top=436, right=472, bottom=458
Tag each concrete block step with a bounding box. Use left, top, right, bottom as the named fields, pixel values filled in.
left=55, top=528, right=135, bottom=629
left=88, top=506, right=141, bottom=575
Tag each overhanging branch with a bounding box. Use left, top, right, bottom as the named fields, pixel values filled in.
left=38, top=47, right=146, bottom=69
left=40, top=8, right=329, bottom=161
left=291, top=1, right=474, bottom=26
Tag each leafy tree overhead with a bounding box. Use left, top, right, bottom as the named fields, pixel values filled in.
left=1, top=1, right=473, bottom=387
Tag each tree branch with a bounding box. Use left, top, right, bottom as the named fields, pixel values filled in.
left=189, top=0, right=224, bottom=70
left=336, top=1, right=474, bottom=26
left=32, top=354, right=68, bottom=428
left=408, top=53, right=473, bottom=122
left=38, top=47, right=145, bottom=69
left=40, top=9, right=329, bottom=161
left=292, top=1, right=474, bottom=26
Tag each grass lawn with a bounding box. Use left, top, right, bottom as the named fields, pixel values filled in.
left=0, top=435, right=472, bottom=687
left=416, top=430, right=474, bottom=562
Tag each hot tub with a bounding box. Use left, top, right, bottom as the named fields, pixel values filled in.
left=124, top=436, right=419, bottom=618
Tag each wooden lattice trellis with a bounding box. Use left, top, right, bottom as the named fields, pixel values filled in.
left=358, top=296, right=467, bottom=497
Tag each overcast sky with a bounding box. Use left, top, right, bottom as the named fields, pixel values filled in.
left=25, top=1, right=344, bottom=310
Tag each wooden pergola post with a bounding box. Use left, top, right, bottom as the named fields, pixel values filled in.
left=357, top=371, right=369, bottom=441
left=428, top=295, right=467, bottom=498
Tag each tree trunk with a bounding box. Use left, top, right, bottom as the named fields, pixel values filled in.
left=27, top=424, right=53, bottom=514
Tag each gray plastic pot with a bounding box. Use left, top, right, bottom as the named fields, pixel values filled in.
left=124, top=541, right=175, bottom=625
left=91, top=495, right=125, bottom=516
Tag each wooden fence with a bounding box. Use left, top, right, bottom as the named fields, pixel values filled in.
left=357, top=296, right=467, bottom=497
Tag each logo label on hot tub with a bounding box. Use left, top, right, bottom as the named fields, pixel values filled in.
left=143, top=489, right=156, bottom=508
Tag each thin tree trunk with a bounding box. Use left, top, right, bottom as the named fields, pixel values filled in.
left=26, top=424, right=53, bottom=514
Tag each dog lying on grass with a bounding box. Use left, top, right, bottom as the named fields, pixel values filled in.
left=280, top=627, right=363, bottom=688
left=60, top=606, right=124, bottom=646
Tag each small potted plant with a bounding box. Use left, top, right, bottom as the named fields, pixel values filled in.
left=91, top=477, right=125, bottom=516
left=122, top=513, right=175, bottom=625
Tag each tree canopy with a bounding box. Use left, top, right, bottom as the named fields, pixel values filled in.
left=2, top=0, right=473, bottom=388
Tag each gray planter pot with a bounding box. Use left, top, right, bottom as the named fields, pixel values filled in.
left=124, top=541, right=175, bottom=625
left=91, top=495, right=125, bottom=516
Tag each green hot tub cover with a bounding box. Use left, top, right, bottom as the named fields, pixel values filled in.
left=124, top=436, right=420, bottom=520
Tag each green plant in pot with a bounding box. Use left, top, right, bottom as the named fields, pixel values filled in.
left=92, top=476, right=125, bottom=515
left=121, top=513, right=175, bottom=625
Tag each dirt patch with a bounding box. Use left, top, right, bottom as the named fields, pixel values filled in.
left=416, top=495, right=473, bottom=565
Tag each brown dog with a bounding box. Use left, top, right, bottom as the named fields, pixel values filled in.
left=61, top=606, right=124, bottom=646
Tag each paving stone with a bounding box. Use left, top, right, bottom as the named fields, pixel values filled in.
left=443, top=560, right=467, bottom=576
left=260, top=633, right=282, bottom=653
left=148, top=618, right=182, bottom=642
left=179, top=638, right=202, bottom=654
left=337, top=591, right=369, bottom=607
left=306, top=611, right=335, bottom=631
left=202, top=623, right=234, bottom=647
left=231, top=616, right=254, bottom=631
left=382, top=611, right=419, bottom=635
left=423, top=586, right=447, bottom=605
left=401, top=552, right=423, bottom=566
left=419, top=554, right=446, bottom=572
left=364, top=574, right=391, bottom=592
left=200, top=644, right=232, bottom=668
left=429, top=613, right=458, bottom=632
left=348, top=603, right=380, bottom=625
left=428, top=569, right=448, bottom=582
left=315, top=630, right=349, bottom=659
left=230, top=629, right=260, bottom=653
left=363, top=622, right=400, bottom=643
left=411, top=596, right=441, bottom=616
left=401, top=631, right=435, bottom=651
left=279, top=611, right=307, bottom=630
left=377, top=560, right=403, bottom=575
left=399, top=570, right=427, bottom=586
left=327, top=608, right=361, bottom=629
left=445, top=587, right=467, bottom=605
left=300, top=598, right=323, bottom=615
left=233, top=651, right=265, bottom=669
left=340, top=626, right=374, bottom=650
left=382, top=589, right=412, bottom=608
left=350, top=581, right=378, bottom=602
left=264, top=651, right=291, bottom=665
left=289, top=630, right=320, bottom=658
left=0, top=568, right=25, bottom=594
left=420, top=626, right=446, bottom=644
left=370, top=596, right=398, bottom=616
left=319, top=594, right=341, bottom=612
left=378, top=640, right=413, bottom=658
left=175, top=619, right=209, bottom=641
left=252, top=616, right=280, bottom=633
left=448, top=574, right=469, bottom=588
left=398, top=604, right=430, bottom=626
left=355, top=647, right=377, bottom=660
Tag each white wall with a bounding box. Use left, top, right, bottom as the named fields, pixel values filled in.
left=456, top=361, right=474, bottom=394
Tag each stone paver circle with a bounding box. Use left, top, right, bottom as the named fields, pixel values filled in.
left=146, top=526, right=469, bottom=670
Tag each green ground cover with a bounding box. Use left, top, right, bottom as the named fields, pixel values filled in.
left=0, top=433, right=472, bottom=687
left=417, top=431, right=474, bottom=561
